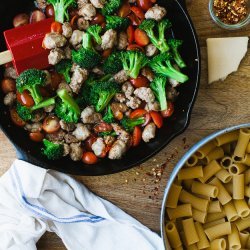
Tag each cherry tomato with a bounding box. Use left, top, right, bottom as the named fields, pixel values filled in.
left=127, top=44, right=144, bottom=52
left=10, top=109, right=25, bottom=127
left=130, top=6, right=145, bottom=20
left=51, top=21, right=63, bottom=34
left=130, top=109, right=147, bottom=119
left=150, top=111, right=163, bottom=128
left=142, top=113, right=151, bottom=126
left=130, top=75, right=149, bottom=88
left=114, top=111, right=124, bottom=120
left=99, top=146, right=110, bottom=158
left=45, top=4, right=55, bottom=18
left=161, top=102, right=174, bottom=118
left=150, top=0, right=157, bottom=2
left=82, top=152, right=98, bottom=164
left=70, top=15, right=78, bottom=30
left=85, top=135, right=97, bottom=151
left=1, top=78, right=16, bottom=94
left=42, top=116, right=60, bottom=134
left=118, top=1, right=131, bottom=17
left=127, top=25, right=135, bottom=44
left=94, top=122, right=113, bottom=133
left=134, top=28, right=149, bottom=46
left=13, top=13, right=29, bottom=28
left=136, top=0, right=152, bottom=11
left=50, top=72, right=62, bottom=91
left=30, top=10, right=46, bottom=24
left=17, top=90, right=35, bottom=107
left=132, top=126, right=142, bottom=147
left=102, top=48, right=113, bottom=58
left=29, top=132, right=44, bottom=142
left=91, top=13, right=105, bottom=25
left=127, top=13, right=141, bottom=26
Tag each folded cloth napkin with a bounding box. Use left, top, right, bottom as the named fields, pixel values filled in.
left=0, top=159, right=164, bottom=250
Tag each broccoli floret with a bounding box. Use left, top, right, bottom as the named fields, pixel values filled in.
left=87, top=24, right=102, bottom=45
left=103, top=105, right=115, bottom=123
left=55, top=59, right=72, bottom=83
left=102, top=0, right=122, bottom=15
left=47, top=0, right=76, bottom=23
left=168, top=38, right=186, bottom=68
left=42, top=139, right=64, bottom=160
left=106, top=16, right=130, bottom=30
left=99, top=131, right=116, bottom=137
left=16, top=98, right=56, bottom=121
left=16, top=69, right=46, bottom=105
left=120, top=117, right=145, bottom=132
left=148, top=53, right=189, bottom=83
left=140, top=19, right=172, bottom=53
left=88, top=81, right=120, bottom=112
left=55, top=89, right=81, bottom=123
left=103, top=52, right=123, bottom=74
left=150, top=76, right=168, bottom=111
left=120, top=51, right=148, bottom=79
left=72, top=33, right=101, bottom=69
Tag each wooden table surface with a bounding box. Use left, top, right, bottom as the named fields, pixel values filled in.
left=0, top=0, right=249, bottom=249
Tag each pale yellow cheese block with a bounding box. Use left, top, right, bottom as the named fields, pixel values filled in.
left=207, top=37, right=249, bottom=84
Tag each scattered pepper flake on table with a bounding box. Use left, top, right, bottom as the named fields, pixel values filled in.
left=213, top=0, right=248, bottom=24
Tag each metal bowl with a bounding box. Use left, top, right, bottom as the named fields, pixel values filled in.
left=160, top=123, right=250, bottom=249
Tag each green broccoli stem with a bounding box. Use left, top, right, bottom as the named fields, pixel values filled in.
left=158, top=26, right=169, bottom=53
left=57, top=89, right=80, bottom=115
left=31, top=98, right=56, bottom=111
left=82, top=33, right=93, bottom=50
left=160, top=63, right=188, bottom=83
left=96, top=93, right=115, bottom=112
left=28, top=85, right=43, bottom=105
left=173, top=49, right=186, bottom=68
left=54, top=1, right=65, bottom=23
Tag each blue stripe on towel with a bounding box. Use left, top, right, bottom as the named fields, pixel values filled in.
left=10, top=165, right=105, bottom=224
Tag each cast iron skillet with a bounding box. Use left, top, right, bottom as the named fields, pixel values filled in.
left=0, top=0, right=200, bottom=175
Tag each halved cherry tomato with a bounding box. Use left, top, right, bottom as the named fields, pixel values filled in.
left=130, top=75, right=149, bottom=88
left=134, top=28, right=149, bottom=46
left=136, top=0, right=152, bottom=11
left=94, top=122, right=113, bottom=133
left=85, top=135, right=97, bottom=151
left=70, top=15, right=78, bottom=30
left=127, top=44, right=144, bottom=52
left=150, top=111, right=163, bottom=128
left=50, top=72, right=62, bottom=91
left=17, top=90, right=35, bottom=107
left=45, top=4, right=55, bottom=18
left=127, top=13, right=141, bottom=26
left=82, top=152, right=98, bottom=165
left=1, top=78, right=16, bottom=94
left=51, top=21, right=63, bottom=34
left=130, top=6, right=145, bottom=20
left=29, top=132, right=44, bottom=142
left=10, top=109, right=25, bottom=127
left=132, top=126, right=142, bottom=147
left=118, top=0, right=131, bottom=17
left=91, top=13, right=105, bottom=25
left=42, top=116, right=60, bottom=134
left=161, top=102, right=174, bottom=118
left=102, top=48, right=113, bottom=58
left=130, top=109, right=147, bottom=119
left=142, top=113, right=151, bottom=126
left=127, top=25, right=135, bottom=44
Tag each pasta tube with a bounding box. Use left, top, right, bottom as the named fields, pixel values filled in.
left=165, top=222, right=182, bottom=249
left=204, top=222, right=231, bottom=241
left=199, top=160, right=222, bottom=183
left=167, top=204, right=192, bottom=220
left=233, top=174, right=244, bottom=200
left=228, top=224, right=241, bottom=250
left=166, top=183, right=182, bottom=208
left=182, top=218, right=199, bottom=245
left=215, top=130, right=239, bottom=146
left=194, top=222, right=210, bottom=249
left=177, top=166, right=203, bottom=180
left=191, top=181, right=218, bottom=198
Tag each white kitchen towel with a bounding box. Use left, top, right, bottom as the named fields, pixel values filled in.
left=0, top=159, right=164, bottom=250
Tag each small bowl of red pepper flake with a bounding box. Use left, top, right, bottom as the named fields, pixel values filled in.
left=209, top=0, right=250, bottom=29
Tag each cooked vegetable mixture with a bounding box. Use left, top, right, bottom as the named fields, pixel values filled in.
left=1, top=0, right=188, bottom=164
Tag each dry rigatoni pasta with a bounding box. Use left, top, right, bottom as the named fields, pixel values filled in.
left=245, top=185, right=250, bottom=197
left=185, top=155, right=198, bottom=167
left=179, top=189, right=209, bottom=212
left=192, top=209, right=207, bottom=224
left=215, top=130, right=239, bottom=146
left=199, top=160, right=222, bottom=183
left=195, top=140, right=216, bottom=159
left=165, top=222, right=182, bottom=249
left=235, top=216, right=250, bottom=231
left=191, top=181, right=218, bottom=198
left=247, top=141, right=250, bottom=153
left=233, top=128, right=250, bottom=162
left=206, top=210, right=226, bottom=223
left=215, top=169, right=232, bottom=183
left=204, top=147, right=224, bottom=165
left=194, top=222, right=210, bottom=249
left=204, top=222, right=231, bottom=241
left=244, top=168, right=250, bottom=184
left=228, top=224, right=241, bottom=250
left=203, top=218, right=226, bottom=229
left=243, top=154, right=250, bottom=166
left=177, top=166, right=203, bottom=180
left=182, top=218, right=199, bottom=245
left=233, top=174, right=244, bottom=200
left=239, top=231, right=249, bottom=249
left=208, top=200, right=222, bottom=213
left=182, top=179, right=193, bottom=190
left=167, top=204, right=192, bottom=220
left=210, top=238, right=226, bottom=250
left=166, top=183, right=182, bottom=208
left=223, top=201, right=239, bottom=222
left=233, top=199, right=250, bottom=218
left=220, top=156, right=232, bottom=169
left=229, top=163, right=247, bottom=175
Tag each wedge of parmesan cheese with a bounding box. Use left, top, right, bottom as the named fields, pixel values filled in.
left=207, top=37, right=249, bottom=84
